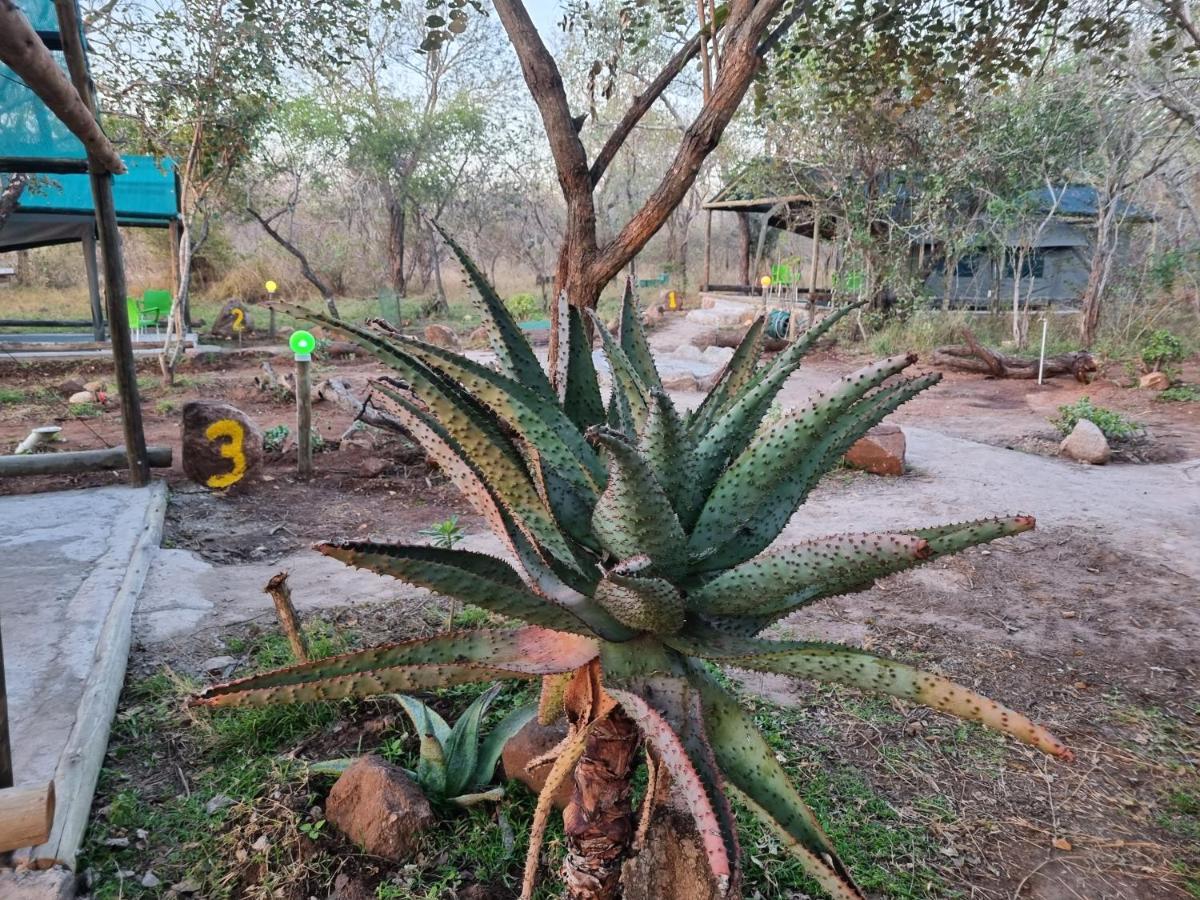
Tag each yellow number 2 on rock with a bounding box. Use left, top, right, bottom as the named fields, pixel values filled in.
left=205, top=418, right=246, bottom=489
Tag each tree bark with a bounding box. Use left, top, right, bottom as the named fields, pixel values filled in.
left=247, top=206, right=341, bottom=317
left=933, top=330, right=1097, bottom=382
left=738, top=212, right=751, bottom=285
left=0, top=173, right=27, bottom=231
left=386, top=192, right=408, bottom=298
left=562, top=708, right=641, bottom=900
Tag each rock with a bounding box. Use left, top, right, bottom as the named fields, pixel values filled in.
left=358, top=456, right=391, bottom=478
left=621, top=811, right=726, bottom=900
left=672, top=343, right=704, bottom=361
left=1140, top=371, right=1170, bottom=391
left=501, top=719, right=573, bottom=809
left=68, top=390, right=95, bottom=404
left=0, top=867, right=76, bottom=900
left=56, top=379, right=85, bottom=397
left=1059, top=419, right=1110, bottom=465
left=696, top=369, right=722, bottom=392
left=181, top=401, right=264, bottom=490
left=325, top=755, right=435, bottom=861
left=171, top=878, right=203, bottom=893
left=328, top=874, right=373, bottom=900
left=465, top=325, right=490, bottom=348
left=661, top=373, right=700, bottom=392
left=844, top=424, right=906, bottom=475
left=206, top=792, right=235, bottom=814
left=210, top=299, right=253, bottom=338
left=643, top=304, right=664, bottom=327
left=200, top=656, right=237, bottom=673
left=700, top=345, right=735, bottom=366
left=83, top=380, right=106, bottom=393
left=140, top=871, right=161, bottom=888
left=424, top=323, right=460, bottom=349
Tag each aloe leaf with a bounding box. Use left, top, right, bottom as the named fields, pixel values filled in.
left=692, top=372, right=941, bottom=571
left=433, top=221, right=553, bottom=399
left=688, top=533, right=932, bottom=615
left=191, top=627, right=600, bottom=709
left=594, top=572, right=685, bottom=635
left=907, top=514, right=1036, bottom=556
left=685, top=662, right=859, bottom=894
left=588, top=309, right=650, bottom=436
left=687, top=315, right=764, bottom=437
left=474, top=702, right=538, bottom=789
left=638, top=389, right=691, bottom=512
left=524, top=442, right=601, bottom=552
left=607, top=689, right=732, bottom=889
left=416, top=702, right=449, bottom=797
left=553, top=289, right=571, bottom=400
left=587, top=427, right=688, bottom=577
left=443, top=683, right=501, bottom=796
left=319, top=542, right=596, bottom=635
left=673, top=630, right=1074, bottom=760
left=448, top=786, right=506, bottom=807
left=391, top=693, right=452, bottom=746
left=618, top=277, right=662, bottom=390
left=563, top=304, right=606, bottom=431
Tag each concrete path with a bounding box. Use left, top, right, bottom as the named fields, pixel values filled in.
left=0, top=482, right=167, bottom=867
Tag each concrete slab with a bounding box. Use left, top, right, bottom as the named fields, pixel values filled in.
left=0, top=482, right=167, bottom=868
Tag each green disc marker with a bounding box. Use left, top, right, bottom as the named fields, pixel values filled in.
left=290, top=329, right=316, bottom=360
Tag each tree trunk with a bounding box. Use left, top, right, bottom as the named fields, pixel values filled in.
left=387, top=195, right=407, bottom=298
left=563, top=708, right=641, bottom=900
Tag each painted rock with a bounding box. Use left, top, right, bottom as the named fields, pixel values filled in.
left=181, top=400, right=263, bottom=489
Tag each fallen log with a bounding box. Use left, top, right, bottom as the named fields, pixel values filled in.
left=932, top=330, right=1097, bottom=382
left=0, top=446, right=172, bottom=477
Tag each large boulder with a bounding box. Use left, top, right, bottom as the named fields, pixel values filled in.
left=181, top=401, right=264, bottom=489
left=210, top=299, right=253, bottom=338
left=501, top=719, right=573, bottom=809
left=844, top=424, right=906, bottom=476
left=424, top=323, right=460, bottom=349
left=324, top=755, right=435, bottom=861
left=1060, top=418, right=1111, bottom=465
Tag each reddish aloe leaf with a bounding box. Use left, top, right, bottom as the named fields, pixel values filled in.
left=192, top=627, right=599, bottom=709
left=608, top=688, right=733, bottom=888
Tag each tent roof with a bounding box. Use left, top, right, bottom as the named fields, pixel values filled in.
left=704, top=158, right=838, bottom=211
left=0, top=155, right=180, bottom=252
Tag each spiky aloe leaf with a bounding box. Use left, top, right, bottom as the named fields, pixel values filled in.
left=638, top=390, right=691, bottom=512
left=371, top=386, right=588, bottom=583
left=563, top=304, right=606, bottom=431
left=443, top=683, right=501, bottom=796
left=524, top=441, right=601, bottom=552
left=692, top=372, right=942, bottom=571
left=191, top=628, right=599, bottom=709
left=588, top=310, right=650, bottom=436
left=391, top=693, right=452, bottom=746
left=686, top=315, right=765, bottom=437
left=318, top=542, right=596, bottom=635
left=607, top=689, right=732, bottom=889
left=594, top=572, right=685, bottom=634
left=688, top=533, right=932, bottom=616
left=474, top=701, right=538, bottom=789
left=407, top=698, right=450, bottom=796
left=537, top=672, right=571, bottom=724
left=433, top=221, right=554, bottom=399
left=672, top=629, right=1074, bottom=760
left=685, top=662, right=860, bottom=895
left=553, top=289, right=571, bottom=400
left=618, top=278, right=662, bottom=390
left=908, top=514, right=1037, bottom=556
left=587, top=427, right=688, bottom=577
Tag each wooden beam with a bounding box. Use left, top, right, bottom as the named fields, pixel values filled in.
left=0, top=319, right=94, bottom=328
left=0, top=2, right=125, bottom=176
left=703, top=208, right=712, bottom=291
left=0, top=783, right=54, bottom=853
left=0, top=446, right=171, bottom=477
left=0, top=157, right=90, bottom=175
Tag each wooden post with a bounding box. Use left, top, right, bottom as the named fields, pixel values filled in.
left=81, top=226, right=104, bottom=341
left=0, top=616, right=12, bottom=790
left=0, top=783, right=54, bottom=853
left=55, top=0, right=149, bottom=487
left=264, top=572, right=309, bottom=662
left=808, top=205, right=821, bottom=326
left=702, top=208, right=712, bottom=291
left=296, top=356, right=313, bottom=478
left=268, top=307, right=277, bottom=340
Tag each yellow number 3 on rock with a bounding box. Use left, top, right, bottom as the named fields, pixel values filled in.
left=205, top=418, right=246, bottom=489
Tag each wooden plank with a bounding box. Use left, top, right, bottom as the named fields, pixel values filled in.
left=0, top=783, right=54, bottom=853
left=0, top=446, right=172, bottom=477
left=0, top=3, right=125, bottom=176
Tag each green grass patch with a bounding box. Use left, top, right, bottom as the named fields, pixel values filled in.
left=0, top=387, right=26, bottom=405
left=1159, top=384, right=1200, bottom=403
left=68, top=401, right=103, bottom=418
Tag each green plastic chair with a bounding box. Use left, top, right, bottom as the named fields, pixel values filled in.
left=770, top=263, right=794, bottom=286
left=141, top=289, right=172, bottom=326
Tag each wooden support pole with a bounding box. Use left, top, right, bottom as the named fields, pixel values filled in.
left=703, top=209, right=712, bottom=291
left=82, top=227, right=104, bottom=341
left=0, top=616, right=11, bottom=790
left=0, top=783, right=55, bottom=853
left=0, top=446, right=171, bottom=477
left=808, top=205, right=822, bottom=326
left=296, top=357, right=313, bottom=478
left=0, top=2, right=125, bottom=176
left=264, top=572, right=309, bottom=663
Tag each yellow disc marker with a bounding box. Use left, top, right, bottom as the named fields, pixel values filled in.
left=265, top=280, right=278, bottom=294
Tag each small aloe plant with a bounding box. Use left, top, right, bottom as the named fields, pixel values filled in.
left=195, top=226, right=1072, bottom=900
left=393, top=684, right=535, bottom=806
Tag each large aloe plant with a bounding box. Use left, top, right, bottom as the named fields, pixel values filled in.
left=193, top=231, right=1072, bottom=900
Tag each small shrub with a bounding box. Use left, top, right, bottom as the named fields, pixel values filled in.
left=155, top=399, right=176, bottom=415
left=1052, top=397, right=1139, bottom=440
left=1141, top=329, right=1186, bottom=371
left=504, top=292, right=542, bottom=321
left=1158, top=385, right=1200, bottom=403
left=263, top=424, right=290, bottom=452
left=0, top=387, right=26, bottom=405
left=419, top=515, right=466, bottom=549
left=68, top=401, right=102, bottom=418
